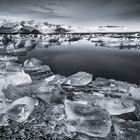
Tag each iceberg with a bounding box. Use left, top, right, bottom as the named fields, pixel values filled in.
left=24, top=40, right=36, bottom=50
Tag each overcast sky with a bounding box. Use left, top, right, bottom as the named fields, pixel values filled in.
left=0, top=0, right=140, bottom=28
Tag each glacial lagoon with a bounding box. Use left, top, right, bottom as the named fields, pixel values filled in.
left=1, top=38, right=140, bottom=139
left=18, top=40, right=140, bottom=84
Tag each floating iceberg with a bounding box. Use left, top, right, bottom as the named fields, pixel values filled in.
left=24, top=40, right=36, bottom=50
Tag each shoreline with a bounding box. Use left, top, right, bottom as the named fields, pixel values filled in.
left=0, top=44, right=140, bottom=139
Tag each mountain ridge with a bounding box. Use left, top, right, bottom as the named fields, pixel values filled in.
left=0, top=19, right=131, bottom=34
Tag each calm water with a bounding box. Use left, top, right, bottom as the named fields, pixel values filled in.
left=14, top=40, right=140, bottom=84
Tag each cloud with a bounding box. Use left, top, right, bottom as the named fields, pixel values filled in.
left=0, top=0, right=71, bottom=20
left=21, top=8, right=71, bottom=19
left=0, top=0, right=140, bottom=27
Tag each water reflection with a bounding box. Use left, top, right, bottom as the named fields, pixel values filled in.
left=18, top=40, right=140, bottom=84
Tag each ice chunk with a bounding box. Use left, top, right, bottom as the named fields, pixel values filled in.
left=6, top=70, right=32, bottom=86
left=129, top=87, right=140, bottom=100
left=7, top=96, right=38, bottom=123
left=0, top=55, right=18, bottom=62
left=74, top=93, right=135, bottom=115
left=4, top=61, right=22, bottom=72
left=0, top=62, right=5, bottom=69
left=37, top=82, right=62, bottom=104
left=0, top=100, right=11, bottom=114
left=44, top=75, right=56, bottom=83
left=0, top=70, right=32, bottom=90
left=3, top=85, right=30, bottom=101
left=64, top=99, right=111, bottom=137
left=93, top=77, right=110, bottom=87
left=23, top=58, right=52, bottom=80
left=3, top=82, right=39, bottom=101
left=90, top=97, right=135, bottom=115
left=6, top=42, right=27, bottom=55
left=24, top=58, right=43, bottom=68
left=44, top=74, right=66, bottom=85
left=6, top=43, right=15, bottom=51
left=24, top=40, right=36, bottom=50
left=6, top=48, right=27, bottom=56
left=63, top=71, right=92, bottom=86
left=15, top=40, right=25, bottom=48
left=23, top=58, right=51, bottom=72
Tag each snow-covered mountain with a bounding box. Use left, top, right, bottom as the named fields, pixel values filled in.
left=0, top=19, right=133, bottom=34
left=0, top=19, right=71, bottom=34
left=0, top=20, right=21, bottom=33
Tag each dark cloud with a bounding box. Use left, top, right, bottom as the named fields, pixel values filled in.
left=20, top=9, right=70, bottom=19
left=0, top=0, right=140, bottom=27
